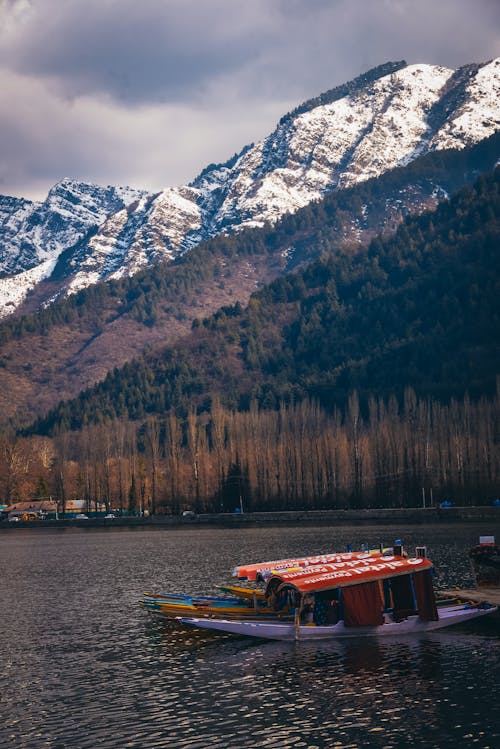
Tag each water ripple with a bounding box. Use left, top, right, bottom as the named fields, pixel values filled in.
left=0, top=524, right=498, bottom=748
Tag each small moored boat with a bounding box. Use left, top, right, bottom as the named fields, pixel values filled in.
left=142, top=552, right=395, bottom=620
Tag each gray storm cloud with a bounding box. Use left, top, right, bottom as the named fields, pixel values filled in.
left=1, top=0, right=277, bottom=103
left=0, top=0, right=498, bottom=199
left=3, top=0, right=499, bottom=104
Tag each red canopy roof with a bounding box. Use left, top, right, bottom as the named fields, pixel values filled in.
left=266, top=555, right=433, bottom=593
left=234, top=551, right=386, bottom=581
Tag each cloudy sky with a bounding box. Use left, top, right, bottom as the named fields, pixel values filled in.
left=1, top=0, right=499, bottom=201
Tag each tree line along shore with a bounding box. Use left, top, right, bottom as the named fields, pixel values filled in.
left=1, top=389, right=498, bottom=516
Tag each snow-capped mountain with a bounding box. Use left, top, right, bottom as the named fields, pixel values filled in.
left=0, top=179, right=147, bottom=315
left=0, top=57, right=498, bottom=317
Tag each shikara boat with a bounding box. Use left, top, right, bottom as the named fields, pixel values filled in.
left=141, top=551, right=392, bottom=620
left=178, top=553, right=498, bottom=640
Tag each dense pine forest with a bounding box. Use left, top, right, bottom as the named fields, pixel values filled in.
left=32, top=168, right=500, bottom=433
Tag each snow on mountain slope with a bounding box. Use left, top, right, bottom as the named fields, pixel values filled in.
left=0, top=195, right=37, bottom=235
left=337, top=64, right=452, bottom=185
left=0, top=179, right=147, bottom=277
left=0, top=195, right=42, bottom=276
left=431, top=58, right=500, bottom=149
left=0, top=58, right=498, bottom=318
left=0, top=179, right=149, bottom=310
left=194, top=60, right=498, bottom=231
left=0, top=258, right=59, bottom=318
left=202, top=63, right=452, bottom=231
left=65, top=186, right=202, bottom=294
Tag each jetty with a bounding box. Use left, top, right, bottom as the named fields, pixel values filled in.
left=440, top=587, right=500, bottom=608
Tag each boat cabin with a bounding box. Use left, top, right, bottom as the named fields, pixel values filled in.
left=264, top=554, right=438, bottom=627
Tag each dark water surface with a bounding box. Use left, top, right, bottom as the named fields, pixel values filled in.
left=0, top=523, right=499, bottom=748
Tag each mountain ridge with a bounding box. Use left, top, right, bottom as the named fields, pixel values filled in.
left=0, top=57, right=498, bottom=318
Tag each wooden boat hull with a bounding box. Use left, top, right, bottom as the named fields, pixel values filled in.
left=178, top=604, right=497, bottom=640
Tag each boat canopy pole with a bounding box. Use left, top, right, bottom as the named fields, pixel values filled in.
left=409, top=574, right=417, bottom=611
left=295, top=598, right=302, bottom=641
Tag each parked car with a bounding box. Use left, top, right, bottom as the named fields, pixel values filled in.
left=75, top=513, right=89, bottom=520
left=104, top=513, right=116, bottom=519
left=22, top=512, right=43, bottom=521
left=182, top=510, right=196, bottom=518
left=8, top=515, right=20, bottom=522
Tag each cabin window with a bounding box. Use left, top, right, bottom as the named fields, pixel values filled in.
left=390, top=574, right=417, bottom=620
left=342, top=581, right=384, bottom=627
left=313, top=590, right=339, bottom=625
left=412, top=569, right=438, bottom=621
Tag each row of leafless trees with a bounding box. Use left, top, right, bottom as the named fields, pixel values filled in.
left=1, top=388, right=498, bottom=512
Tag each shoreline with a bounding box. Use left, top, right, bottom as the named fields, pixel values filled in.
left=1, top=506, right=499, bottom=529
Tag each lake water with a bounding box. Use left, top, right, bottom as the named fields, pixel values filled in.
left=0, top=523, right=499, bottom=748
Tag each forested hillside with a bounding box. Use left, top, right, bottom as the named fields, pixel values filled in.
left=32, top=167, right=500, bottom=435
left=1, top=134, right=498, bottom=425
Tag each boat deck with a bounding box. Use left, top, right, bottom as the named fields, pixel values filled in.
left=441, top=587, right=500, bottom=608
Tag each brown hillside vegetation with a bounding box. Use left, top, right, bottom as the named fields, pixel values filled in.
left=0, top=254, right=283, bottom=423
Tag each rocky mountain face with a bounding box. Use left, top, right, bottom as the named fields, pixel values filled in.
left=0, top=180, right=147, bottom=316
left=0, top=58, right=498, bottom=318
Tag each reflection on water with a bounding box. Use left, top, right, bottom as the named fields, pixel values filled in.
left=0, top=524, right=498, bottom=748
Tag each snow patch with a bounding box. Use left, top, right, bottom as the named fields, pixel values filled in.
left=0, top=257, right=58, bottom=318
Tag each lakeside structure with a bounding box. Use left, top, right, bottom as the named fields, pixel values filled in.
left=1, top=505, right=499, bottom=529
left=3, top=499, right=108, bottom=521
